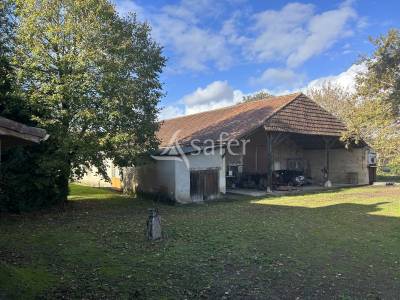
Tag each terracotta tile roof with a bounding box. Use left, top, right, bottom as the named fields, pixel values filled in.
left=157, top=92, right=346, bottom=148
left=264, top=94, right=347, bottom=136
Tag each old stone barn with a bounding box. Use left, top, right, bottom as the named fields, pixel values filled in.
left=129, top=93, right=376, bottom=203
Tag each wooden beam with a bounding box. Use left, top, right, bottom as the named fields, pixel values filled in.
left=266, top=131, right=273, bottom=192
left=322, top=137, right=336, bottom=186
left=271, top=132, right=288, bottom=147
left=325, top=141, right=329, bottom=181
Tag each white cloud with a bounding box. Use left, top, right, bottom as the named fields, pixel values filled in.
left=250, top=68, right=306, bottom=90
left=185, top=90, right=245, bottom=115
left=114, top=0, right=232, bottom=72
left=248, top=2, right=357, bottom=67
left=162, top=0, right=220, bottom=23
left=159, top=64, right=366, bottom=119
left=221, top=11, right=251, bottom=46
left=287, top=4, right=357, bottom=67
left=306, top=63, right=366, bottom=91
left=180, top=81, right=244, bottom=114
left=182, top=81, right=234, bottom=106
left=152, top=15, right=232, bottom=71
left=159, top=106, right=184, bottom=120
left=113, top=0, right=144, bottom=18
left=250, top=3, right=313, bottom=62
left=115, top=1, right=362, bottom=73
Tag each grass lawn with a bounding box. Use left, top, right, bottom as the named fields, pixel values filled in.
left=1, top=184, right=400, bottom=299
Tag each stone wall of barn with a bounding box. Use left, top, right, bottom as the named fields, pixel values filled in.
left=304, top=147, right=369, bottom=185
left=133, top=159, right=176, bottom=200
left=130, top=150, right=226, bottom=203
left=241, top=129, right=305, bottom=174
left=272, top=139, right=304, bottom=171
left=229, top=128, right=370, bottom=186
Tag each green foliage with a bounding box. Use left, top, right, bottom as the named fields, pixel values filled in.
left=345, top=29, right=400, bottom=173
left=1, top=1, right=64, bottom=212
left=356, top=29, right=400, bottom=115
left=0, top=0, right=165, bottom=212
left=0, top=0, right=14, bottom=98
left=242, top=91, right=274, bottom=102
left=0, top=0, right=31, bottom=123
left=14, top=0, right=165, bottom=180
left=0, top=145, right=68, bottom=212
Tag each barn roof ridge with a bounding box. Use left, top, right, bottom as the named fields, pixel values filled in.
left=157, top=92, right=346, bottom=148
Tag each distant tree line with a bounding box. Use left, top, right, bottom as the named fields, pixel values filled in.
left=242, top=91, right=274, bottom=102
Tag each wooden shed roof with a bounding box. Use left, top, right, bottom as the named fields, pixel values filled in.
left=157, top=93, right=347, bottom=148
left=0, top=116, right=48, bottom=146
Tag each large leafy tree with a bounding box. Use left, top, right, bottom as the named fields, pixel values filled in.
left=14, top=0, right=166, bottom=192
left=0, top=0, right=14, bottom=100
left=0, top=0, right=30, bottom=123
left=356, top=29, right=400, bottom=116
left=1, top=1, right=60, bottom=212
left=345, top=29, right=400, bottom=173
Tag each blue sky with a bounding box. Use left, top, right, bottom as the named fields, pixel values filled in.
left=114, top=0, right=400, bottom=119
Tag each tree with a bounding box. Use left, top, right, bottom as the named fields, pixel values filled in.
left=341, top=97, right=399, bottom=171
left=242, top=91, right=274, bottom=102
left=347, top=29, right=400, bottom=173
left=14, top=0, right=166, bottom=196
left=0, top=0, right=30, bottom=123
left=1, top=1, right=62, bottom=212
left=306, top=81, right=356, bottom=123
left=0, top=0, right=14, bottom=98
left=356, top=29, right=400, bottom=116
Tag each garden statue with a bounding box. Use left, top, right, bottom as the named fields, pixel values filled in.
left=147, top=208, right=162, bottom=240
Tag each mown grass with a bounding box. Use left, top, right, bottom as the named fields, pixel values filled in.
left=1, top=184, right=400, bottom=299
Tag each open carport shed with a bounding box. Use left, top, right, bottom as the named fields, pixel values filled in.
left=123, top=93, right=375, bottom=203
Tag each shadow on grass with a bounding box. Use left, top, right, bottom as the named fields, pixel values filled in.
left=203, top=200, right=400, bottom=299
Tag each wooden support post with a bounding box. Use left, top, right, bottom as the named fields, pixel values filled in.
left=264, top=131, right=286, bottom=192
left=325, top=140, right=329, bottom=180
left=266, top=132, right=273, bottom=192
left=323, top=137, right=335, bottom=187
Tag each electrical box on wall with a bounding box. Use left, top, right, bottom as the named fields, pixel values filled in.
left=367, top=150, right=377, bottom=166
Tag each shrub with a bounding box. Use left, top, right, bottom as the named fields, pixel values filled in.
left=0, top=144, right=67, bottom=213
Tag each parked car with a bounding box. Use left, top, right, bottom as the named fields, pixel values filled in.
left=273, top=170, right=306, bottom=187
